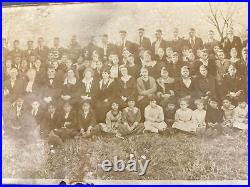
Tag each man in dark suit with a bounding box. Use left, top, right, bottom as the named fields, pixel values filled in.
left=168, top=28, right=185, bottom=53
left=185, top=28, right=203, bottom=55
left=41, top=102, right=60, bottom=139
left=221, top=27, right=242, bottom=58
left=23, top=40, right=35, bottom=59
left=68, top=35, right=81, bottom=63
left=152, top=29, right=167, bottom=58
left=41, top=66, right=63, bottom=105
left=10, top=40, right=23, bottom=61
left=117, top=30, right=136, bottom=55
left=4, top=97, right=31, bottom=139
left=77, top=100, right=97, bottom=135
left=35, top=37, right=49, bottom=65
left=99, top=34, right=118, bottom=61
left=204, top=30, right=219, bottom=55
left=136, top=28, right=151, bottom=51
left=3, top=68, right=26, bottom=103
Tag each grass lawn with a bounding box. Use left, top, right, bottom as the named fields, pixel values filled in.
left=3, top=131, right=248, bottom=182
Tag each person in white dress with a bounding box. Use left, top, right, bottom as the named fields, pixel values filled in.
left=192, top=99, right=206, bottom=135
left=172, top=98, right=196, bottom=133
left=144, top=96, right=167, bottom=133
left=232, top=97, right=248, bottom=130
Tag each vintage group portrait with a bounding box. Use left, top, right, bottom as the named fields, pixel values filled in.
left=2, top=2, right=248, bottom=184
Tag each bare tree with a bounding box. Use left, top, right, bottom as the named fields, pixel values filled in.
left=201, top=2, right=244, bottom=40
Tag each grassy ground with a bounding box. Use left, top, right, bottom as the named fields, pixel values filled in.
left=3, top=131, right=248, bottom=181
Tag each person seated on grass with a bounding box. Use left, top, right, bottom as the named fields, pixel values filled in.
left=205, top=97, right=223, bottom=139
left=144, top=96, right=167, bottom=134
left=221, top=96, right=235, bottom=135
left=163, top=96, right=177, bottom=135
left=99, top=100, right=124, bottom=139
left=41, top=101, right=59, bottom=139
left=78, top=100, right=99, bottom=138
left=48, top=102, right=78, bottom=150
left=172, top=97, right=196, bottom=134
left=192, top=99, right=206, bottom=137
left=232, top=96, right=248, bottom=131
left=119, top=96, right=144, bottom=137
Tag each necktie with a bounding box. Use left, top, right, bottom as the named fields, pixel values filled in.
left=139, top=36, right=142, bottom=46
left=191, top=39, right=195, bottom=47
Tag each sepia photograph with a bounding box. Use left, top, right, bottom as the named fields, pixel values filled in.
left=2, top=2, right=248, bottom=184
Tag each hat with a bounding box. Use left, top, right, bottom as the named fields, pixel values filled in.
left=189, top=28, right=195, bottom=32
left=127, top=96, right=136, bottom=102
left=120, top=30, right=127, bottom=34
left=138, top=28, right=144, bottom=31
left=102, top=34, right=108, bottom=38
left=156, top=29, right=162, bottom=33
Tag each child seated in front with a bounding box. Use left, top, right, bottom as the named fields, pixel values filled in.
left=144, top=96, right=167, bottom=134
left=232, top=96, right=248, bottom=131
left=100, top=100, right=124, bottom=139
left=172, top=98, right=195, bottom=133
left=205, top=97, right=223, bottom=138
left=192, top=99, right=206, bottom=136
left=164, top=96, right=177, bottom=135
left=119, top=96, right=144, bottom=136
left=221, top=96, right=235, bottom=135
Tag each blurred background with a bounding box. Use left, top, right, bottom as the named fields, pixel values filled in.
left=3, top=2, right=248, bottom=49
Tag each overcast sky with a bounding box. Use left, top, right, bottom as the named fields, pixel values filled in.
left=3, top=2, right=248, bottom=48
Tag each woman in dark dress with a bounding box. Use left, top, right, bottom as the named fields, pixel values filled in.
left=194, top=65, right=217, bottom=101
left=156, top=67, right=175, bottom=107
left=222, top=64, right=245, bottom=105
left=59, top=69, right=79, bottom=107
left=116, top=65, right=137, bottom=109
left=95, top=68, right=116, bottom=123
left=78, top=68, right=99, bottom=107
left=174, top=66, right=196, bottom=108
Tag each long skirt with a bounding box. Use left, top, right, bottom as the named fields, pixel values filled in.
left=172, top=121, right=197, bottom=132
left=232, top=120, right=248, bottom=130
left=118, top=123, right=144, bottom=136
left=144, top=121, right=167, bottom=133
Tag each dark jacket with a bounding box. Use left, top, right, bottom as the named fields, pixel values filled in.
left=185, top=37, right=204, bottom=53
left=220, top=36, right=242, bottom=58
left=78, top=109, right=97, bottom=130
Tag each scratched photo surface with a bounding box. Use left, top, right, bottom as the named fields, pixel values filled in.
left=2, top=2, right=248, bottom=184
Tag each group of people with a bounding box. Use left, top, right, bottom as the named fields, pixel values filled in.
left=2, top=27, right=248, bottom=150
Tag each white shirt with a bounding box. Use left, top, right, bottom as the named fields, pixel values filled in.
left=182, top=78, right=192, bottom=88
left=16, top=106, right=22, bottom=117
left=65, top=112, right=70, bottom=119
left=32, top=108, right=38, bottom=116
